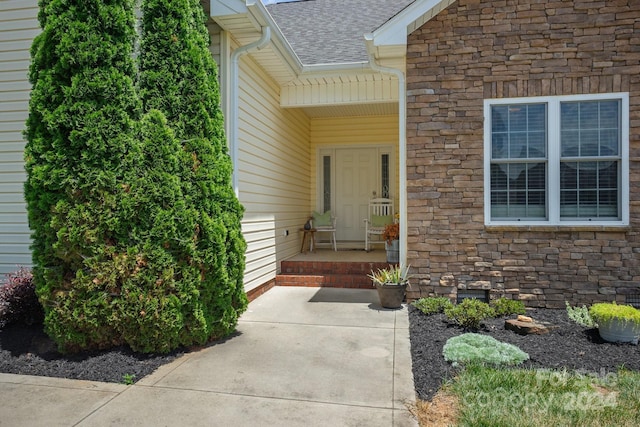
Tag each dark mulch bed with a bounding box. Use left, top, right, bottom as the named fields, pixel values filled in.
left=3, top=305, right=640, bottom=394
left=409, top=305, right=640, bottom=401
left=0, top=322, right=184, bottom=384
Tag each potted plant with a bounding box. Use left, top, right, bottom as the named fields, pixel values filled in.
left=382, top=222, right=399, bottom=263
left=589, top=302, right=640, bottom=345
left=368, top=264, right=410, bottom=309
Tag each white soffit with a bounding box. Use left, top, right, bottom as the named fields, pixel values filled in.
left=281, top=73, right=399, bottom=109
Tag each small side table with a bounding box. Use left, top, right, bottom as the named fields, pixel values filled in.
left=300, top=228, right=317, bottom=253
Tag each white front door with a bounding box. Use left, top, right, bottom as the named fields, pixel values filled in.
left=335, top=148, right=378, bottom=241
left=317, top=146, right=394, bottom=244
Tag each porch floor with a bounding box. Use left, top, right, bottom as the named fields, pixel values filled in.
left=286, top=246, right=387, bottom=263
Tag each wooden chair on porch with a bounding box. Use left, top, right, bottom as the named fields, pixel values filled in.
left=363, top=198, right=394, bottom=252
left=311, top=210, right=337, bottom=251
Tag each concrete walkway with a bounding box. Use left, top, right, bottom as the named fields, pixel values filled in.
left=0, top=287, right=417, bottom=426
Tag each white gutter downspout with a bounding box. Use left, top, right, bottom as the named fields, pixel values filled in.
left=229, top=26, right=271, bottom=196
left=367, top=52, right=407, bottom=267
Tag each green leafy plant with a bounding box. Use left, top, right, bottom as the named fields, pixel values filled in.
left=589, top=302, right=640, bottom=326
left=368, top=264, right=411, bottom=286
left=443, top=333, right=529, bottom=366
left=412, top=297, right=453, bottom=315
left=122, top=373, right=136, bottom=385
left=490, top=297, right=526, bottom=317
left=444, top=298, right=496, bottom=329
left=565, top=301, right=597, bottom=328
left=589, top=302, right=640, bottom=344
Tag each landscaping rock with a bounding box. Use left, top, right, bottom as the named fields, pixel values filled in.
left=505, top=318, right=558, bottom=335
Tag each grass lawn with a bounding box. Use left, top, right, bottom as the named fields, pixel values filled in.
left=416, top=365, right=640, bottom=427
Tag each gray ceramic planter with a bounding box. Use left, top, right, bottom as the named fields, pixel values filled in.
left=597, top=318, right=640, bottom=345
left=375, top=282, right=407, bottom=309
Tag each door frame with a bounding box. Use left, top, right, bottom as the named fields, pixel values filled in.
left=316, top=144, right=396, bottom=242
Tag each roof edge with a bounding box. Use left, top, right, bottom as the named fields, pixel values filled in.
left=366, top=0, right=455, bottom=48
left=211, top=0, right=303, bottom=75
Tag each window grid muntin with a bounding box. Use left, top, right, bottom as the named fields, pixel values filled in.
left=490, top=162, right=547, bottom=219
left=491, top=103, right=546, bottom=160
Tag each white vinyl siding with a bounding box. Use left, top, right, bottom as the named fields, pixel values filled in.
left=0, top=1, right=40, bottom=275
left=236, top=53, right=311, bottom=292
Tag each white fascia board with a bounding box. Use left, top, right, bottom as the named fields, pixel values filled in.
left=366, top=0, right=453, bottom=47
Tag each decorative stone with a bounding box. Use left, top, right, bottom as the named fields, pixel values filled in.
left=468, top=280, right=492, bottom=290
left=440, top=274, right=456, bottom=287
left=505, top=318, right=558, bottom=335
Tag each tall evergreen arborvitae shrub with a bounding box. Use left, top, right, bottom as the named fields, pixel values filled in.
left=24, top=0, right=247, bottom=353
left=114, top=110, right=204, bottom=352
left=138, top=0, right=247, bottom=340
left=24, top=0, right=140, bottom=350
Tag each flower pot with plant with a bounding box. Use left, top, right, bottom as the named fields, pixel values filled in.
left=368, top=264, right=410, bottom=309
left=589, top=302, right=640, bottom=345
left=382, top=222, right=399, bottom=263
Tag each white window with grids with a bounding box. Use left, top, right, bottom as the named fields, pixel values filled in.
left=484, top=93, right=629, bottom=226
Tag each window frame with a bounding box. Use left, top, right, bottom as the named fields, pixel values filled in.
left=483, top=93, right=629, bottom=227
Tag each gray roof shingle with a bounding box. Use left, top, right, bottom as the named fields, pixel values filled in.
left=266, top=0, right=415, bottom=65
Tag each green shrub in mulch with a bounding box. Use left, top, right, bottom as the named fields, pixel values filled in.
left=444, top=298, right=496, bottom=330
left=491, top=297, right=526, bottom=317
left=565, top=301, right=597, bottom=328
left=443, top=333, right=529, bottom=366
left=412, top=297, right=453, bottom=315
